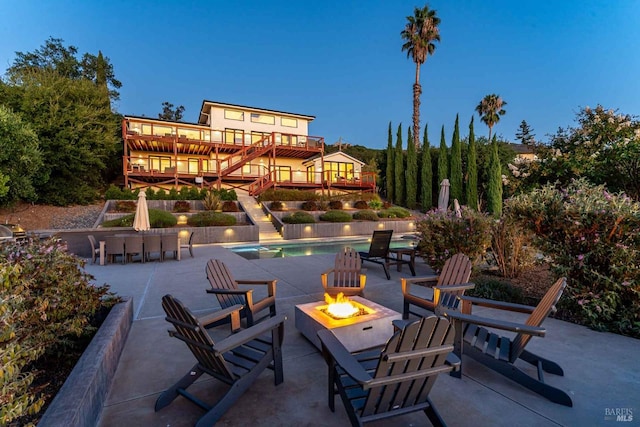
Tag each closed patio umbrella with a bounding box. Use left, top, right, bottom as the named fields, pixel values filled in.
left=438, top=179, right=450, bottom=212
left=453, top=198, right=462, bottom=218
left=133, top=189, right=150, bottom=231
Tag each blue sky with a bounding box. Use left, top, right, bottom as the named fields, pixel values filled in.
left=1, top=1, right=639, bottom=149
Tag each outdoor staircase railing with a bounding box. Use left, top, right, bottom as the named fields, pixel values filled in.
left=217, top=135, right=274, bottom=178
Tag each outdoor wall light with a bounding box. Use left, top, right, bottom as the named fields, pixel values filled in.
left=304, top=225, right=312, bottom=232
left=177, top=215, right=188, bottom=225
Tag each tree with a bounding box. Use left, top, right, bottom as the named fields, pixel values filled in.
left=159, top=101, right=185, bottom=121
left=394, top=123, right=405, bottom=205
left=466, top=116, right=478, bottom=210
left=437, top=125, right=448, bottom=185
left=420, top=125, right=433, bottom=211
left=515, top=120, right=535, bottom=146
left=0, top=105, right=43, bottom=205
left=450, top=113, right=463, bottom=203
left=401, top=5, right=440, bottom=149
left=386, top=122, right=394, bottom=201
left=487, top=135, right=503, bottom=216
left=406, top=127, right=417, bottom=208
left=475, top=94, right=507, bottom=141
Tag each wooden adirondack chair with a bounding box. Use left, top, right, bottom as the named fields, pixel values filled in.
left=318, top=315, right=459, bottom=427
left=402, top=253, right=473, bottom=319
left=358, top=230, right=393, bottom=280
left=441, top=277, right=572, bottom=407
left=155, top=295, right=286, bottom=427
left=87, top=235, right=100, bottom=264
left=321, top=247, right=367, bottom=297
left=205, top=259, right=277, bottom=327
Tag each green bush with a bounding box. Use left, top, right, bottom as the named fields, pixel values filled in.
left=221, top=201, right=239, bottom=212
left=301, top=201, right=319, bottom=211
left=507, top=178, right=640, bottom=337
left=353, top=200, right=369, bottom=209
left=173, top=201, right=191, bottom=213
left=269, top=201, right=284, bottom=211
left=0, top=238, right=115, bottom=424
left=217, top=188, right=238, bottom=201
left=282, top=211, right=316, bottom=224
left=102, top=209, right=177, bottom=228
left=319, top=210, right=352, bottom=222
left=257, top=189, right=320, bottom=201
left=416, top=207, right=492, bottom=270
left=114, top=200, right=136, bottom=212
left=368, top=200, right=383, bottom=210
left=187, top=211, right=236, bottom=226
left=155, top=189, right=168, bottom=200
left=467, top=277, right=526, bottom=304
left=353, top=209, right=379, bottom=221
left=377, top=206, right=411, bottom=218
left=328, top=200, right=343, bottom=210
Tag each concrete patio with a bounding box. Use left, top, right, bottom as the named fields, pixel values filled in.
left=85, top=242, right=640, bottom=427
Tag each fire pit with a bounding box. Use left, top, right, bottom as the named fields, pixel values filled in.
left=295, top=295, right=402, bottom=353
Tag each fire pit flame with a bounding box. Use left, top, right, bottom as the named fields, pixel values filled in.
left=324, top=292, right=359, bottom=319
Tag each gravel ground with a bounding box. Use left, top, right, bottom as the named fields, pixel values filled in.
left=0, top=202, right=105, bottom=231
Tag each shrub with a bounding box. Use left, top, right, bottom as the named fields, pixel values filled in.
left=353, top=209, right=379, bottom=221
left=0, top=238, right=115, bottom=424
left=114, top=200, right=136, bottom=212
left=217, top=188, right=238, bottom=201
left=168, top=188, right=179, bottom=200
left=416, top=207, right=492, bottom=270
left=467, top=277, right=526, bottom=304
left=178, top=186, right=191, bottom=200
left=368, top=199, right=383, bottom=210
left=155, top=189, right=168, bottom=200
left=145, top=187, right=156, bottom=199
left=301, top=200, right=319, bottom=211
left=328, top=200, right=343, bottom=210
left=187, top=212, right=237, bottom=226
left=257, top=189, right=319, bottom=201
left=269, top=201, right=284, bottom=211
left=102, top=209, right=177, bottom=228
left=173, top=201, right=191, bottom=213
left=202, top=191, right=221, bottom=211
left=377, top=207, right=411, bottom=218
left=282, top=211, right=316, bottom=224
left=221, top=201, right=239, bottom=212
left=353, top=200, right=369, bottom=209
left=507, top=178, right=640, bottom=337
left=319, top=210, right=352, bottom=222
left=490, top=216, right=536, bottom=278
left=105, top=185, right=124, bottom=200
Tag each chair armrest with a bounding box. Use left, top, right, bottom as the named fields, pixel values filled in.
left=402, top=275, right=439, bottom=295
left=213, top=314, right=287, bottom=355
left=445, top=352, right=461, bottom=372
left=321, top=268, right=334, bottom=288
left=443, top=310, right=546, bottom=336
left=206, top=288, right=253, bottom=296
left=433, top=282, right=475, bottom=293
left=235, top=279, right=277, bottom=297
left=460, top=296, right=536, bottom=314
left=318, top=329, right=372, bottom=385
left=198, top=304, right=243, bottom=330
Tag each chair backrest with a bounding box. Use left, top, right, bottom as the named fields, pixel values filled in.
left=88, top=234, right=97, bottom=250
left=144, top=234, right=162, bottom=252
left=161, top=294, right=234, bottom=379
left=362, top=315, right=455, bottom=417
left=104, top=236, right=125, bottom=255
left=367, top=230, right=393, bottom=258
left=161, top=234, right=178, bottom=251
left=205, top=259, right=244, bottom=308
left=437, top=253, right=472, bottom=286
left=510, top=277, right=567, bottom=361
left=332, top=247, right=362, bottom=287
left=125, top=235, right=143, bottom=253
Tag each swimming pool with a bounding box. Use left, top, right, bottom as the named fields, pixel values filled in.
left=228, top=239, right=416, bottom=260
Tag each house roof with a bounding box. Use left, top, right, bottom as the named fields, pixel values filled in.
left=302, top=151, right=365, bottom=166
left=123, top=115, right=205, bottom=127
left=198, top=100, right=316, bottom=124
left=508, top=143, right=535, bottom=154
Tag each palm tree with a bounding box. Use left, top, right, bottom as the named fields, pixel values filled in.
left=401, top=5, right=440, bottom=149
left=475, top=94, right=507, bottom=141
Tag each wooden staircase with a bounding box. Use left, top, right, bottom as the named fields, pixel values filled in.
left=217, top=136, right=273, bottom=179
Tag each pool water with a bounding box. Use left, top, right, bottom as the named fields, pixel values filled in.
left=228, top=239, right=415, bottom=260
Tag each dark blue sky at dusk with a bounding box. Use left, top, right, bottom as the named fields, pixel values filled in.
left=1, top=0, right=639, bottom=149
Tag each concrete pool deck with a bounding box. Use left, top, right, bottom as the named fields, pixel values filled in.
left=85, top=243, right=640, bottom=426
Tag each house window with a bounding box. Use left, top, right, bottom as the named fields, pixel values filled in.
left=149, top=156, right=172, bottom=173
left=325, top=161, right=354, bottom=182
left=281, top=117, right=298, bottom=128
left=274, top=166, right=291, bottom=182
left=188, top=158, right=199, bottom=174
left=250, top=113, right=275, bottom=125
left=307, top=165, right=315, bottom=183
left=281, top=134, right=298, bottom=146
left=251, top=131, right=270, bottom=144
left=224, top=109, right=244, bottom=121
left=225, top=128, right=244, bottom=145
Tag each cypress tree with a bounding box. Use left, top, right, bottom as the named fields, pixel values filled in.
left=450, top=114, right=463, bottom=203
left=394, top=123, right=405, bottom=206
left=420, top=125, right=432, bottom=211
left=385, top=122, right=394, bottom=202
left=437, top=125, right=448, bottom=186
left=487, top=134, right=503, bottom=216
left=406, top=127, right=417, bottom=208
left=466, top=116, right=478, bottom=210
